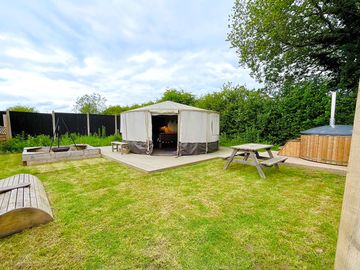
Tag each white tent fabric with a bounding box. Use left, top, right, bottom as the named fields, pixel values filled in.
left=120, top=101, right=219, bottom=155
left=179, top=111, right=208, bottom=143
left=208, top=113, right=220, bottom=142
left=120, top=111, right=152, bottom=141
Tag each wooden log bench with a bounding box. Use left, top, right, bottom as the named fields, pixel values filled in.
left=0, top=174, right=53, bottom=238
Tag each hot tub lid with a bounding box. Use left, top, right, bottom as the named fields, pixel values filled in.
left=301, top=125, right=352, bottom=136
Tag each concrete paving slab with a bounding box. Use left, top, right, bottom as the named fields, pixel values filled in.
left=273, top=151, right=347, bottom=175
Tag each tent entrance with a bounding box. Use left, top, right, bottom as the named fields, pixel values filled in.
left=151, top=115, right=178, bottom=156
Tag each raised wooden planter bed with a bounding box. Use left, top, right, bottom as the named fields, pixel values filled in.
left=22, top=144, right=101, bottom=166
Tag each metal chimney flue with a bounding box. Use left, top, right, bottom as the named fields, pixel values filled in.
left=330, top=91, right=336, bottom=128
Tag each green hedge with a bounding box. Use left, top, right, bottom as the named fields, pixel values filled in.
left=196, top=80, right=356, bottom=144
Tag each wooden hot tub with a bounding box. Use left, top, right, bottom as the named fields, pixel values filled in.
left=300, top=125, right=352, bottom=166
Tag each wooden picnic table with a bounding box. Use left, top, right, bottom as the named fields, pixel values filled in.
left=224, top=143, right=287, bottom=178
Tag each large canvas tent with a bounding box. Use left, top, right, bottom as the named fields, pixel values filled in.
left=120, top=101, right=220, bottom=155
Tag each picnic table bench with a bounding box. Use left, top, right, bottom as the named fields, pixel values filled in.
left=224, top=143, right=287, bottom=178
left=111, top=141, right=129, bottom=154
left=0, top=174, right=53, bottom=237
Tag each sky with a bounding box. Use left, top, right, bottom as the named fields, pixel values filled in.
left=0, top=0, right=261, bottom=112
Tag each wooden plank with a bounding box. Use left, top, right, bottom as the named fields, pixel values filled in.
left=266, top=149, right=279, bottom=170
left=0, top=177, right=8, bottom=214
left=321, top=136, right=329, bottom=162
left=23, top=175, right=31, bottom=208
left=1, top=176, right=15, bottom=214
left=261, top=157, right=287, bottom=167
left=0, top=182, right=30, bottom=194
left=15, top=174, right=25, bottom=209
left=231, top=159, right=257, bottom=166
left=224, top=149, right=238, bottom=169
left=337, top=137, right=345, bottom=163
left=33, top=175, right=45, bottom=211
left=327, top=136, right=334, bottom=163
left=317, top=135, right=324, bottom=161
left=249, top=152, right=266, bottom=178
left=333, top=136, right=339, bottom=164
left=222, top=152, right=245, bottom=160
left=231, top=143, right=273, bottom=151
left=29, top=175, right=38, bottom=208
left=344, top=136, right=352, bottom=165
left=6, top=175, right=20, bottom=212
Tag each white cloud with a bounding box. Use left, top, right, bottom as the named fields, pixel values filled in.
left=128, top=51, right=167, bottom=65
left=0, top=47, right=260, bottom=111
left=0, top=68, right=92, bottom=110
left=0, top=0, right=261, bottom=112
left=4, top=47, right=75, bottom=65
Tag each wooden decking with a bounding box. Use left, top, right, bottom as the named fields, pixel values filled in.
left=0, top=174, right=53, bottom=238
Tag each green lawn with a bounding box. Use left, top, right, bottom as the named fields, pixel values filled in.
left=0, top=154, right=344, bottom=269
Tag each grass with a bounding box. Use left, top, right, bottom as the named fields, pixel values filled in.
left=0, top=154, right=344, bottom=269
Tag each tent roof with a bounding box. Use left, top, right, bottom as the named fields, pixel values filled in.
left=127, top=101, right=216, bottom=113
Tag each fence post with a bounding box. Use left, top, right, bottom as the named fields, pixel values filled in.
left=5, top=110, right=12, bottom=139
left=3, top=114, right=7, bottom=139
left=52, top=111, right=56, bottom=135
left=114, top=115, right=117, bottom=135
left=87, top=113, right=90, bottom=136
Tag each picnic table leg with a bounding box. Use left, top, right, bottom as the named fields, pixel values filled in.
left=250, top=152, right=266, bottom=178
left=224, top=149, right=237, bottom=169
left=266, top=149, right=279, bottom=170
left=244, top=152, right=250, bottom=161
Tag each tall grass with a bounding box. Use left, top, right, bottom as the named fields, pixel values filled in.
left=0, top=133, right=122, bottom=153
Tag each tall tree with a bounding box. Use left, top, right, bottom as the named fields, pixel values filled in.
left=159, top=89, right=196, bottom=105
left=228, top=0, right=360, bottom=91
left=73, top=93, right=107, bottom=114
left=7, top=105, right=37, bottom=112
left=102, top=105, right=127, bottom=115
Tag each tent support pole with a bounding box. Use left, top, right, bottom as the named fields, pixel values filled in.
left=177, top=113, right=181, bottom=156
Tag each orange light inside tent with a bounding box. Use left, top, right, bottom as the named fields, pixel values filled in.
left=160, top=125, right=173, bottom=134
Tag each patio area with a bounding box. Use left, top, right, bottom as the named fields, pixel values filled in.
left=100, top=146, right=347, bottom=174
left=100, top=146, right=233, bottom=172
